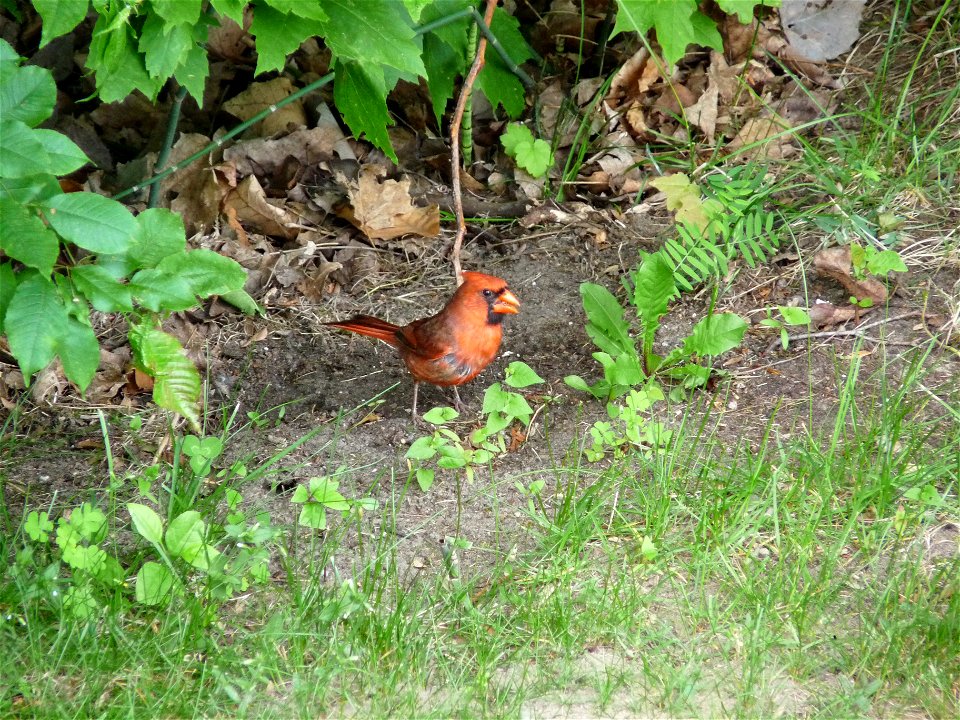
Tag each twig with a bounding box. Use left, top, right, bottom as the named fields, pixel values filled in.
left=769, top=311, right=921, bottom=352
left=448, top=0, right=497, bottom=285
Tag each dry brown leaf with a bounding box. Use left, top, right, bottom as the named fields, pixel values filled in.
left=595, top=137, right=643, bottom=194
left=708, top=51, right=742, bottom=103
left=223, top=77, right=306, bottom=136
left=223, top=175, right=300, bottom=240
left=339, top=167, right=440, bottom=242
left=31, top=365, right=65, bottom=406
left=776, top=45, right=842, bottom=89
left=623, top=102, right=651, bottom=139
left=160, top=134, right=229, bottom=234
left=296, top=259, right=344, bottom=302
left=813, top=247, right=889, bottom=303
left=606, top=47, right=651, bottom=109
left=809, top=302, right=858, bottom=328
left=207, top=12, right=250, bottom=61
left=727, top=114, right=795, bottom=159
left=781, top=0, right=866, bottom=61
left=575, top=77, right=605, bottom=107
left=223, top=125, right=345, bottom=177
left=683, top=83, right=719, bottom=143
left=538, top=81, right=578, bottom=147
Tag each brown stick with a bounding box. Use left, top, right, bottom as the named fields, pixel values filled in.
left=448, top=0, right=498, bottom=286
left=768, top=311, right=922, bottom=353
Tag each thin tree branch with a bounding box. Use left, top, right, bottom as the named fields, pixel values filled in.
left=449, top=0, right=497, bottom=285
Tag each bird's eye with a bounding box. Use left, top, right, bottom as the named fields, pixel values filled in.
left=482, top=289, right=495, bottom=298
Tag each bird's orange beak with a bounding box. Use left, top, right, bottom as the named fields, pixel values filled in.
left=493, top=288, right=520, bottom=315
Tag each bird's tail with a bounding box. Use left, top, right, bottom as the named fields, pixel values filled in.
left=325, top=315, right=401, bottom=347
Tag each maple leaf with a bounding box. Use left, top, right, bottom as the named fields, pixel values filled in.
left=612, top=0, right=722, bottom=65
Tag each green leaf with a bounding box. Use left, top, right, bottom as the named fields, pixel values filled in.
left=249, top=4, right=325, bottom=75
left=0, top=173, right=62, bottom=204
left=421, top=33, right=460, bottom=124
left=165, top=510, right=205, bottom=558
left=0, top=198, right=60, bottom=275
left=31, top=129, right=91, bottom=175
left=684, top=312, right=748, bottom=356
left=715, top=0, right=773, bottom=24
left=0, top=120, right=51, bottom=177
left=4, top=273, right=64, bottom=382
left=298, top=503, right=327, bottom=529
left=0, top=63, right=56, bottom=126
left=0, top=263, right=15, bottom=327
left=650, top=173, right=709, bottom=230
left=262, top=0, right=328, bottom=20
left=25, top=510, right=54, bottom=542
left=139, top=14, right=193, bottom=80
left=128, top=208, right=187, bottom=269
left=716, top=0, right=775, bottom=23
left=219, top=289, right=260, bottom=315
left=0, top=40, right=16, bottom=68
left=72, top=265, right=134, bottom=312
left=210, top=0, right=245, bottom=23
left=475, top=8, right=536, bottom=117
left=420, top=0, right=471, bottom=55
left=580, top=282, right=634, bottom=357
left=162, top=249, right=247, bottom=296
left=334, top=60, right=395, bottom=162
left=135, top=561, right=175, bottom=605
left=306, top=476, right=350, bottom=510
left=174, top=40, right=209, bottom=105
left=131, top=248, right=247, bottom=311
left=150, top=0, right=202, bottom=26
left=34, top=0, right=90, bottom=48
left=777, top=306, right=810, bottom=326
left=43, top=193, right=137, bottom=254
left=415, top=467, right=434, bottom=492
left=502, top=124, right=554, bottom=177
left=612, top=0, right=722, bottom=65
left=505, top=361, right=544, bottom=388
left=406, top=435, right=438, bottom=460
left=69, top=504, right=109, bottom=541
left=87, top=16, right=159, bottom=102
left=668, top=362, right=713, bottom=389
left=128, top=502, right=165, bottom=545
left=423, top=406, right=458, bottom=424
left=321, top=0, right=424, bottom=76
left=564, top=374, right=600, bottom=396
left=866, top=249, right=908, bottom=275
left=632, top=253, right=677, bottom=350
left=57, top=317, right=100, bottom=391
left=129, top=325, right=202, bottom=429
left=632, top=253, right=680, bottom=330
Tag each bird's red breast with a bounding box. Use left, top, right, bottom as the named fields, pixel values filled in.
left=325, top=271, right=520, bottom=388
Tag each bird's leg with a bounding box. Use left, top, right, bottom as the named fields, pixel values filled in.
left=411, top=380, right=420, bottom=421
left=452, top=386, right=466, bottom=413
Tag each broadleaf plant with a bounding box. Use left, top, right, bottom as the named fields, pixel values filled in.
left=612, top=0, right=780, bottom=66
left=565, top=253, right=747, bottom=401
left=0, top=42, right=251, bottom=428
left=26, top=0, right=537, bottom=165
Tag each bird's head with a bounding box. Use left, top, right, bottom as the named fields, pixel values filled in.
left=460, top=271, right=520, bottom=325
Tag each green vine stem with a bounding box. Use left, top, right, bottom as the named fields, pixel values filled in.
left=147, top=85, right=188, bottom=209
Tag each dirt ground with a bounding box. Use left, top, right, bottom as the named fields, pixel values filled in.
left=9, top=215, right=953, bottom=583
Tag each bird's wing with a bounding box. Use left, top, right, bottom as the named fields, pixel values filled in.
left=398, top=316, right=452, bottom=360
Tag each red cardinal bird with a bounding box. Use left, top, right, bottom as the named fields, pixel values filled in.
left=325, top=271, right=520, bottom=418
